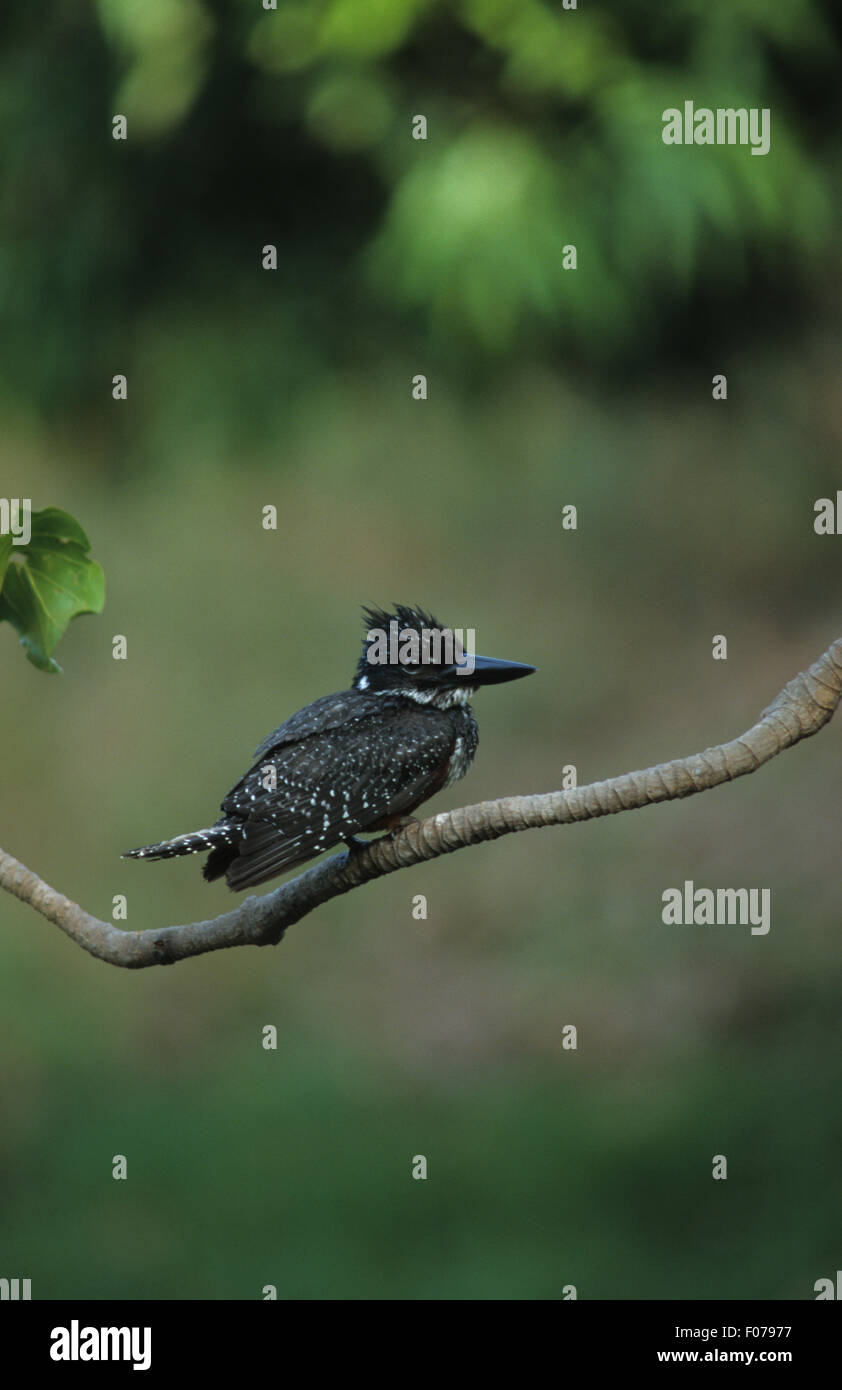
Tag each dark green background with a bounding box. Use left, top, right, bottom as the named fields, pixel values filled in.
left=1, top=0, right=841, bottom=1298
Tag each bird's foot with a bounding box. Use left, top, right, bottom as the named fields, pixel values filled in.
left=341, top=818, right=419, bottom=864
left=388, top=815, right=420, bottom=837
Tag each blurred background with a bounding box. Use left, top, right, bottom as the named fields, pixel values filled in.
left=1, top=0, right=842, bottom=1299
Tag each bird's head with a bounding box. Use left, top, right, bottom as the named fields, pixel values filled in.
left=353, top=604, right=536, bottom=707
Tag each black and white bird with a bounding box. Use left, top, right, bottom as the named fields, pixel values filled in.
left=123, top=604, right=535, bottom=890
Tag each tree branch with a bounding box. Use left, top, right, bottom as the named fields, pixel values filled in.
left=3, top=636, right=841, bottom=968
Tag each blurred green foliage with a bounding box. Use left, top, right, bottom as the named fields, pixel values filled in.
left=1, top=0, right=840, bottom=420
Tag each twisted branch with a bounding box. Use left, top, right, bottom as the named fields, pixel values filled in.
left=3, top=636, right=841, bottom=969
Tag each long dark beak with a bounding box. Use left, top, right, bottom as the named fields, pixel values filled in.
left=463, top=653, right=537, bottom=686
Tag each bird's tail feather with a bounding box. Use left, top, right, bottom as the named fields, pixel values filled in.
left=122, top=826, right=234, bottom=862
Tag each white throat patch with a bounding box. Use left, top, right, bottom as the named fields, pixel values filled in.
left=384, top=685, right=477, bottom=709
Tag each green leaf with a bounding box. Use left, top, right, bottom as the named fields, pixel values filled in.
left=0, top=506, right=105, bottom=673
left=28, top=506, right=93, bottom=549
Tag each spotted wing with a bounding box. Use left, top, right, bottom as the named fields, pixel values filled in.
left=221, top=704, right=455, bottom=890
left=249, top=690, right=385, bottom=760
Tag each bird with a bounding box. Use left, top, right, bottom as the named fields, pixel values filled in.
left=123, top=604, right=536, bottom=891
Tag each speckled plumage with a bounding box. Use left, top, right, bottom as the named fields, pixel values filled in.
left=123, top=604, right=533, bottom=891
